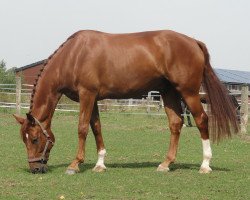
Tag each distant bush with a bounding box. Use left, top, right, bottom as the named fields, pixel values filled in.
left=0, top=60, right=16, bottom=84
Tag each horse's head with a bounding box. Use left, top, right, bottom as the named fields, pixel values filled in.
left=13, top=113, right=55, bottom=173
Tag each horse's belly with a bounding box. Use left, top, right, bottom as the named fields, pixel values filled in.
left=97, top=77, right=168, bottom=100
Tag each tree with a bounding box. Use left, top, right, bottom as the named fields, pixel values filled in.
left=0, top=60, right=16, bottom=84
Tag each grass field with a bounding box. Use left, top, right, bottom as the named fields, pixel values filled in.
left=0, top=109, right=249, bottom=200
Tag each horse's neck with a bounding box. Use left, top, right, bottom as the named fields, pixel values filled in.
left=30, top=72, right=61, bottom=128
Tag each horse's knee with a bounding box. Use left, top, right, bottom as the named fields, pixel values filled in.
left=78, top=124, right=89, bottom=138
left=169, top=118, right=183, bottom=133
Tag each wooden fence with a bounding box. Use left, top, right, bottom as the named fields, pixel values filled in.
left=0, top=77, right=164, bottom=114
left=0, top=77, right=249, bottom=132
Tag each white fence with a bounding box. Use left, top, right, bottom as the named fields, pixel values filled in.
left=0, top=78, right=163, bottom=114
left=0, top=78, right=249, bottom=132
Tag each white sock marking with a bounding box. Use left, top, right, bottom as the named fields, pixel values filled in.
left=201, top=139, right=212, bottom=170
left=95, top=149, right=106, bottom=167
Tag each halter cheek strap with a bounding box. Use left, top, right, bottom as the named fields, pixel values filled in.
left=28, top=117, right=54, bottom=163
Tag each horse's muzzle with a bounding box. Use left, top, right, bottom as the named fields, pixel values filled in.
left=30, top=163, right=48, bottom=174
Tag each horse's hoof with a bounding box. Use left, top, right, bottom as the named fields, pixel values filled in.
left=156, top=164, right=170, bottom=172
left=92, top=165, right=107, bottom=172
left=65, top=168, right=79, bottom=175
left=199, top=167, right=212, bottom=174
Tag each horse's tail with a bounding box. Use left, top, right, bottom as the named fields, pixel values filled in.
left=197, top=40, right=239, bottom=142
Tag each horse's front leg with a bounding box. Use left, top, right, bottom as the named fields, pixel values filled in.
left=90, top=102, right=107, bottom=172
left=66, top=90, right=96, bottom=175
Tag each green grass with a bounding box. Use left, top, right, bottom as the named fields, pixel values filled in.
left=0, top=110, right=249, bottom=200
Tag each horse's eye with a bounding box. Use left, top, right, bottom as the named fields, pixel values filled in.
left=32, top=138, right=39, bottom=144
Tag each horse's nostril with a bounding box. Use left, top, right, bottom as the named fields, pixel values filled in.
left=31, top=167, right=40, bottom=174
left=41, top=166, right=48, bottom=173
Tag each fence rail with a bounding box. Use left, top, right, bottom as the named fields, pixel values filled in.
left=0, top=78, right=164, bottom=114
left=0, top=78, right=249, bottom=132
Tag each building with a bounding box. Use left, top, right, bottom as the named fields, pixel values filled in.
left=215, top=68, right=250, bottom=92
left=15, top=60, right=250, bottom=94
left=215, top=68, right=250, bottom=104
left=15, top=60, right=45, bottom=85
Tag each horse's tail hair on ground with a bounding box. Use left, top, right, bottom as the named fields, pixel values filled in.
left=197, top=40, right=239, bottom=143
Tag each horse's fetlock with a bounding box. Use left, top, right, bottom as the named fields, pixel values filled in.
left=167, top=155, right=176, bottom=163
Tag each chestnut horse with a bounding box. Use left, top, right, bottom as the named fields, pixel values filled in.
left=13, top=30, right=238, bottom=174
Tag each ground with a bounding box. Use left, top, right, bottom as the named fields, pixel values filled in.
left=0, top=109, right=249, bottom=200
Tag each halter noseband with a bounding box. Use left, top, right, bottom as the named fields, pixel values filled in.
left=28, top=116, right=54, bottom=164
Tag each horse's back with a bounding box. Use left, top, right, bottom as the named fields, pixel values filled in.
left=57, top=30, right=205, bottom=98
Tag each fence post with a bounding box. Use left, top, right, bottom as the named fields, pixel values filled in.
left=240, top=84, right=249, bottom=133
left=16, top=76, right=21, bottom=114
left=158, top=95, right=163, bottom=112
left=147, top=92, right=151, bottom=113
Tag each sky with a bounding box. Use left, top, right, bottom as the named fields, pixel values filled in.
left=0, top=0, right=250, bottom=71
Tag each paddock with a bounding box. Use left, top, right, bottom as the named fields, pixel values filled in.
left=0, top=109, right=249, bottom=199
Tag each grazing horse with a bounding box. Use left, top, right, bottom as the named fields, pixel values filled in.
left=13, top=30, right=239, bottom=174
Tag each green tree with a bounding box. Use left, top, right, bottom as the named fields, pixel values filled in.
left=0, top=60, right=16, bottom=84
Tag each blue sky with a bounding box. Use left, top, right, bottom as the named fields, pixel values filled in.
left=0, top=0, right=249, bottom=71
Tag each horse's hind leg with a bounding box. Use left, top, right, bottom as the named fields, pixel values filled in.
left=182, top=94, right=212, bottom=173
left=157, top=88, right=183, bottom=172
left=90, top=101, right=107, bottom=172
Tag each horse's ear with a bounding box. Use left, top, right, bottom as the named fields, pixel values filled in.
left=26, top=113, right=35, bottom=125
left=13, top=114, right=25, bottom=125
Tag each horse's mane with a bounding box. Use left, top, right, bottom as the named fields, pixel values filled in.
left=28, top=32, right=80, bottom=114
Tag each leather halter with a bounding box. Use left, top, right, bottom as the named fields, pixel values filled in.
left=28, top=117, right=54, bottom=163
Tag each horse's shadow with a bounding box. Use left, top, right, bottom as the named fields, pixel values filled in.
left=170, top=163, right=230, bottom=172
left=44, top=161, right=230, bottom=173
left=107, top=162, right=230, bottom=172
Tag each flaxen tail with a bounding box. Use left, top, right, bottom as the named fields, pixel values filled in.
left=197, top=41, right=239, bottom=142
